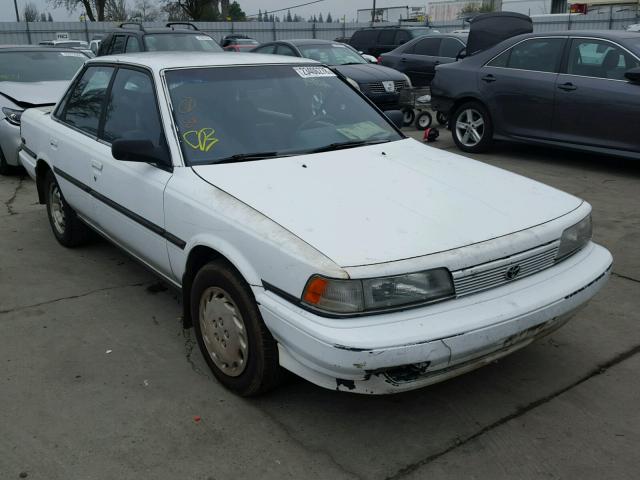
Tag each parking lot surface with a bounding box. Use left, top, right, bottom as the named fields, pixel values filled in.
left=1, top=130, right=639, bottom=480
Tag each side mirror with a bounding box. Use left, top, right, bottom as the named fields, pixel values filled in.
left=112, top=139, right=171, bottom=167
left=384, top=110, right=404, bottom=129
left=624, top=67, right=640, bottom=83
left=456, top=48, right=467, bottom=61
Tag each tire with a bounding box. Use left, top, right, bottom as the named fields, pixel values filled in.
left=415, top=111, right=433, bottom=130
left=44, top=169, right=91, bottom=247
left=191, top=260, right=284, bottom=396
left=451, top=101, right=493, bottom=153
left=402, top=108, right=415, bottom=127
left=436, top=111, right=448, bottom=126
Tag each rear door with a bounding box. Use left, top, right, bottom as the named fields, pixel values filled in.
left=479, top=36, right=566, bottom=140
left=553, top=37, right=640, bottom=153
left=403, top=36, right=442, bottom=86
left=52, top=65, right=115, bottom=219
left=92, top=66, right=174, bottom=276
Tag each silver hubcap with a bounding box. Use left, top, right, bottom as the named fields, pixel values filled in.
left=199, top=287, right=248, bottom=377
left=455, top=108, right=485, bottom=147
left=49, top=183, right=66, bottom=235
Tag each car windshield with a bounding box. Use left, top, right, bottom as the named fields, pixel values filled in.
left=0, top=50, right=86, bottom=82
left=165, top=65, right=402, bottom=165
left=297, top=44, right=366, bottom=65
left=143, top=34, right=223, bottom=52
left=410, top=28, right=437, bottom=38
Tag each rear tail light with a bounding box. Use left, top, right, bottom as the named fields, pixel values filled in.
left=377, top=56, right=383, bottom=64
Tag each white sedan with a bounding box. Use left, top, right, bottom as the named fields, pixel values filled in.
left=19, top=53, right=612, bottom=395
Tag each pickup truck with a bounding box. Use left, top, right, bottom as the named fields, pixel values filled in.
left=19, top=52, right=612, bottom=396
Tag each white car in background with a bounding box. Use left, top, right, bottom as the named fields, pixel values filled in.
left=0, top=46, right=88, bottom=174
left=19, top=52, right=612, bottom=396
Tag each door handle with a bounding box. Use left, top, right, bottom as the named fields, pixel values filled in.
left=434, top=61, right=441, bottom=65
left=481, top=74, right=496, bottom=83
left=49, top=137, right=58, bottom=148
left=91, top=160, right=103, bottom=172
left=558, top=82, right=577, bottom=91
left=401, top=57, right=407, bottom=62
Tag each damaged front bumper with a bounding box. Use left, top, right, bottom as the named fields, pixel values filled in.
left=256, top=242, right=612, bottom=394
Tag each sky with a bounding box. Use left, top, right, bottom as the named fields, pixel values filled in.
left=2, top=0, right=428, bottom=22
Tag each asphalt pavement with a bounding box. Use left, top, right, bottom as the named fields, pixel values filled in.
left=1, top=128, right=639, bottom=480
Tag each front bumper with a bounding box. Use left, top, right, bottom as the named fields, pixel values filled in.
left=256, top=242, right=612, bottom=394
left=365, top=91, right=402, bottom=111
left=0, top=118, right=21, bottom=167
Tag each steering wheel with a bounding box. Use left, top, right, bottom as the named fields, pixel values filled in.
left=297, top=114, right=338, bottom=132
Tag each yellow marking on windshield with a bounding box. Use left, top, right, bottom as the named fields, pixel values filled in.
left=183, top=128, right=219, bottom=152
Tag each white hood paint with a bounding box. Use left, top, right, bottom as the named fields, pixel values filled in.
left=0, top=81, right=69, bottom=106
left=193, top=138, right=581, bottom=267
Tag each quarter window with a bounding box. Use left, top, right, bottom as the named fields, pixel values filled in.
left=567, top=39, right=639, bottom=80
left=492, top=38, right=565, bottom=73
left=111, top=35, right=127, bottom=54
left=62, top=66, right=114, bottom=136
left=254, top=44, right=276, bottom=54
left=412, top=37, right=441, bottom=56
left=276, top=45, right=297, bottom=57
left=102, top=68, right=163, bottom=147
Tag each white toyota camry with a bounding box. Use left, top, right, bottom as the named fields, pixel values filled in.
left=19, top=53, right=612, bottom=395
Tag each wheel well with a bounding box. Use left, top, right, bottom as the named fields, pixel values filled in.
left=35, top=160, right=51, bottom=204
left=449, top=97, right=487, bottom=127
left=181, top=246, right=223, bottom=329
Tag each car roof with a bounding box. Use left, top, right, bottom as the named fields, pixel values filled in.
left=0, top=45, right=90, bottom=54
left=108, top=27, right=208, bottom=35
left=85, top=51, right=319, bottom=72
left=358, top=25, right=434, bottom=31
left=276, top=39, right=338, bottom=46
left=519, top=29, right=640, bottom=40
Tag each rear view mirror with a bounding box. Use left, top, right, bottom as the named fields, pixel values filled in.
left=624, top=67, right=640, bottom=83
left=384, top=110, right=404, bottom=129
left=112, top=139, right=171, bottom=167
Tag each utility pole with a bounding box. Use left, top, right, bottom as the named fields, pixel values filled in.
left=13, top=0, right=20, bottom=21
left=371, top=0, right=376, bottom=24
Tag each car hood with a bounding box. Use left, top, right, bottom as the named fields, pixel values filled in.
left=333, top=64, right=407, bottom=83
left=0, top=81, right=69, bottom=107
left=193, top=138, right=582, bottom=267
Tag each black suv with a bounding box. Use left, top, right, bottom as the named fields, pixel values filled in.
left=97, top=22, right=222, bottom=56
left=349, top=26, right=439, bottom=57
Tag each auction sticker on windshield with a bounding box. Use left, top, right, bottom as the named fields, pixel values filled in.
left=293, top=66, right=336, bottom=78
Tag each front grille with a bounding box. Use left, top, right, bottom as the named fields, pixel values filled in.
left=452, top=242, right=560, bottom=297
left=367, top=80, right=408, bottom=94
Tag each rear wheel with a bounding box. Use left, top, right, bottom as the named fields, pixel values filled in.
left=402, top=108, right=415, bottom=127
left=451, top=101, right=493, bottom=153
left=191, top=260, right=284, bottom=396
left=44, top=169, right=91, bottom=247
left=436, top=111, right=448, bottom=126
left=0, top=149, right=14, bottom=176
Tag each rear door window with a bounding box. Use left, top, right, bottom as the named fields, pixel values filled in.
left=352, top=30, right=379, bottom=47
left=395, top=30, right=412, bottom=46
left=378, top=29, right=396, bottom=45
left=497, top=38, right=565, bottom=73
left=61, top=66, right=114, bottom=136
left=125, top=36, right=141, bottom=53
left=411, top=37, right=441, bottom=56
left=440, top=38, right=464, bottom=58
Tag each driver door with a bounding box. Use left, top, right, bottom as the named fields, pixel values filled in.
left=91, top=67, right=174, bottom=277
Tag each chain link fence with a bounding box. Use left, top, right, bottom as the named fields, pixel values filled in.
left=0, top=11, right=638, bottom=46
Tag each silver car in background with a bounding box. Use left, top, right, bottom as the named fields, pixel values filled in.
left=0, top=46, right=88, bottom=174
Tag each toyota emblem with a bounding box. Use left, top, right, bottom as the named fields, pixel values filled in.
left=505, top=265, right=521, bottom=281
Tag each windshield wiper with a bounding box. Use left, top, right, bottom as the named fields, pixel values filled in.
left=309, top=139, right=391, bottom=154
left=213, top=151, right=283, bottom=164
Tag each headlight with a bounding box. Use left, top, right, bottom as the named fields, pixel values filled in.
left=556, top=215, right=592, bottom=261
left=345, top=77, right=361, bottom=91
left=2, top=107, right=23, bottom=126
left=302, top=268, right=454, bottom=315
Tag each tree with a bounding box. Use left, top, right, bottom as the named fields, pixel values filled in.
left=227, top=1, right=245, bottom=20
left=326, top=12, right=332, bottom=23
left=39, top=12, right=47, bottom=21
left=105, top=0, right=128, bottom=20
left=49, top=0, right=107, bottom=22
left=163, top=0, right=219, bottom=20
left=257, top=9, right=262, bottom=21
left=131, top=0, right=159, bottom=20
left=23, top=2, right=39, bottom=21
left=318, top=13, right=323, bottom=23
left=286, top=9, right=292, bottom=22
left=47, top=12, right=54, bottom=21
left=458, top=1, right=495, bottom=18
left=162, top=1, right=189, bottom=20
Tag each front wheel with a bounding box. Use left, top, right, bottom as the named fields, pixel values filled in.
left=402, top=108, right=415, bottom=127
left=44, top=169, right=91, bottom=247
left=191, top=260, right=284, bottom=396
left=451, top=101, right=493, bottom=153
left=436, top=111, right=448, bottom=126
left=415, top=111, right=433, bottom=130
